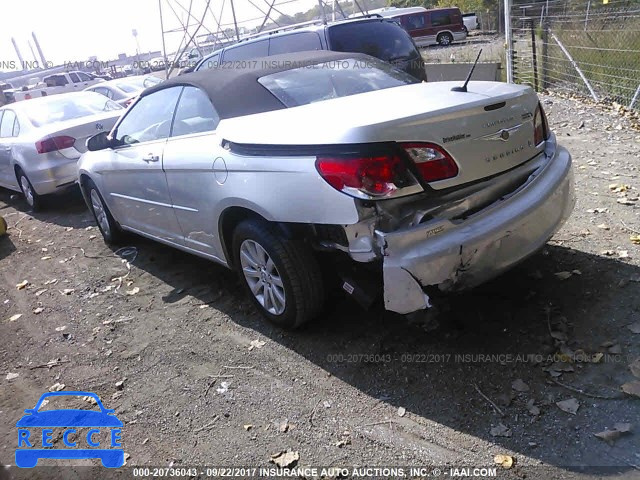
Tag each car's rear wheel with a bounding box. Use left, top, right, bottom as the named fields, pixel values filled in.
left=437, top=32, right=454, bottom=46
left=232, top=219, right=324, bottom=328
left=16, top=168, right=41, bottom=211
left=84, top=178, right=124, bottom=244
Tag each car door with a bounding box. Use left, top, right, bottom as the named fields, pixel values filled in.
left=69, top=72, right=81, bottom=90
left=161, top=86, right=224, bottom=258
left=76, top=71, right=93, bottom=88
left=404, top=13, right=431, bottom=46
left=0, top=109, right=18, bottom=187
left=102, top=86, right=184, bottom=243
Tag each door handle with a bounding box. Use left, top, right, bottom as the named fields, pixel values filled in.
left=142, top=154, right=160, bottom=162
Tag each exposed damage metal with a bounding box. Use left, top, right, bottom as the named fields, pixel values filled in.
left=323, top=135, right=575, bottom=315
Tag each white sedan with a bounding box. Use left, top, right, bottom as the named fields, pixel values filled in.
left=0, top=91, right=123, bottom=210
left=85, top=75, right=162, bottom=107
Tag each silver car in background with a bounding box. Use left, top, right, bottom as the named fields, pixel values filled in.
left=78, top=51, right=575, bottom=328
left=0, top=92, right=123, bottom=210
left=84, top=75, right=163, bottom=107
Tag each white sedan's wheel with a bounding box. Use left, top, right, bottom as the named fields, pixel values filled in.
left=90, top=189, right=111, bottom=237
left=240, top=239, right=286, bottom=315
left=17, top=169, right=41, bottom=211
left=84, top=178, right=123, bottom=244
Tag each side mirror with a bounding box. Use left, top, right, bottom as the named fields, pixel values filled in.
left=87, top=131, right=112, bottom=152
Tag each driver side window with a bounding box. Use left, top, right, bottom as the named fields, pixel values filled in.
left=114, top=87, right=182, bottom=145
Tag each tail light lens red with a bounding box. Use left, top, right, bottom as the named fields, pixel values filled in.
left=36, top=135, right=76, bottom=154
left=316, top=153, right=420, bottom=199
left=401, top=142, right=459, bottom=183
left=534, top=103, right=549, bottom=146
left=315, top=142, right=459, bottom=200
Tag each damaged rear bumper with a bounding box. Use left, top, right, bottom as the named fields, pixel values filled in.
left=378, top=144, right=575, bottom=314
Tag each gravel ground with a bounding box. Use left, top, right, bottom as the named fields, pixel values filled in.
left=1, top=93, right=640, bottom=480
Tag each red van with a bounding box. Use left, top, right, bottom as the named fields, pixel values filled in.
left=389, top=7, right=467, bottom=47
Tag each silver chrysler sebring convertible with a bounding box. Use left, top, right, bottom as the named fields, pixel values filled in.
left=78, top=51, right=575, bottom=328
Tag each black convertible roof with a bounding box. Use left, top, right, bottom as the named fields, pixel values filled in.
left=142, top=50, right=374, bottom=119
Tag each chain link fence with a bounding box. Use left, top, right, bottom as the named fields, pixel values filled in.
left=510, top=0, right=640, bottom=110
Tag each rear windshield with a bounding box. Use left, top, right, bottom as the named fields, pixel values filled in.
left=26, top=93, right=122, bottom=127
left=327, top=20, right=419, bottom=63
left=258, top=57, right=419, bottom=108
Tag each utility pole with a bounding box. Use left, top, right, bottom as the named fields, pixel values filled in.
left=230, top=0, right=241, bottom=41
left=158, top=0, right=169, bottom=79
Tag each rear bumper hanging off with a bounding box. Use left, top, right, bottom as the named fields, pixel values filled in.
left=378, top=145, right=575, bottom=314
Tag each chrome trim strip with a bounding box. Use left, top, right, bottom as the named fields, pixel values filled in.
left=110, top=192, right=198, bottom=212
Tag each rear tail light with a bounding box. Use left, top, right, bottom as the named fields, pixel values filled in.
left=534, top=103, right=549, bottom=146
left=401, top=142, right=459, bottom=183
left=316, top=153, right=421, bottom=199
left=35, top=135, right=76, bottom=154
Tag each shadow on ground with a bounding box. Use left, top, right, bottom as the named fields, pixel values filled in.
left=121, top=234, right=640, bottom=475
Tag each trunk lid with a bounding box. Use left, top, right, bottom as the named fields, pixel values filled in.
left=37, top=111, right=121, bottom=157
left=219, top=81, right=543, bottom=189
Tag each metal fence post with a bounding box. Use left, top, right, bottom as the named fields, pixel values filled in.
left=541, top=21, right=548, bottom=89
left=531, top=22, right=539, bottom=91
left=504, top=0, right=513, bottom=83
left=630, top=84, right=640, bottom=110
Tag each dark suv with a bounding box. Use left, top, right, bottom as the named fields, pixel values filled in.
left=194, top=16, right=427, bottom=81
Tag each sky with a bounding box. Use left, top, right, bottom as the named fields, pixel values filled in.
left=0, top=0, right=318, bottom=71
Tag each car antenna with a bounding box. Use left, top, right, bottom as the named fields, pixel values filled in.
left=451, top=48, right=483, bottom=93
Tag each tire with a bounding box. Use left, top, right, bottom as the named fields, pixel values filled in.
left=437, top=32, right=454, bottom=46
left=84, top=178, right=124, bottom=244
left=232, top=219, right=324, bottom=328
left=16, top=168, right=42, bottom=211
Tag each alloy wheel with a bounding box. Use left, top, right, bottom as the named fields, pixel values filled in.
left=20, top=175, right=34, bottom=207
left=239, top=239, right=286, bottom=315
left=90, top=189, right=111, bottom=237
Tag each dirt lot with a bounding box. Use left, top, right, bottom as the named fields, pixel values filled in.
left=1, top=94, right=640, bottom=480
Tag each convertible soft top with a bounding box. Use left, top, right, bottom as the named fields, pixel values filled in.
left=143, top=50, right=375, bottom=119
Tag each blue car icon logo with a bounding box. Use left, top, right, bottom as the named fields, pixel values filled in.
left=16, top=391, right=124, bottom=468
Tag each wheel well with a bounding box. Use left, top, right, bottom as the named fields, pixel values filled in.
left=219, top=207, right=317, bottom=267
left=437, top=31, right=454, bottom=39
left=78, top=174, right=94, bottom=208
left=219, top=207, right=265, bottom=267
left=79, top=174, right=91, bottom=190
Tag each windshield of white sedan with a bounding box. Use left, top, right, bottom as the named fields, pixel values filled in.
left=26, top=93, right=122, bottom=127
left=117, top=76, right=162, bottom=93
left=257, top=58, right=419, bottom=108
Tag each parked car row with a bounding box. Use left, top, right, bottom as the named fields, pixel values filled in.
left=12, top=71, right=105, bottom=102
left=84, top=75, right=162, bottom=107
left=191, top=16, right=428, bottom=81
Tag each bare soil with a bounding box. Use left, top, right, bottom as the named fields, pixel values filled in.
left=1, top=94, right=640, bottom=480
